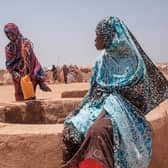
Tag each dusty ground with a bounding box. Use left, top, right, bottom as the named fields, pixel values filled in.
left=0, top=83, right=90, bottom=102
left=0, top=82, right=168, bottom=167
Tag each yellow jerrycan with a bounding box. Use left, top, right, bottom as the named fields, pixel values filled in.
left=20, top=75, right=35, bottom=100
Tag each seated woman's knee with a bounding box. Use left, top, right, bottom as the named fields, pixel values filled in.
left=87, top=118, right=112, bottom=137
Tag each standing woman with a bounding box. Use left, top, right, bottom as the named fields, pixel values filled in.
left=4, top=23, right=51, bottom=101
left=62, top=17, right=168, bottom=168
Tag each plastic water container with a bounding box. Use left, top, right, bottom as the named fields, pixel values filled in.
left=20, top=75, right=35, bottom=100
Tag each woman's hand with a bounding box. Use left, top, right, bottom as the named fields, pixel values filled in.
left=12, top=71, right=21, bottom=81
left=29, top=74, right=37, bottom=81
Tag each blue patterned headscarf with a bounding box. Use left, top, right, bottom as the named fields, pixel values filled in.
left=96, top=16, right=119, bottom=50
left=93, top=16, right=146, bottom=88
left=96, top=16, right=140, bottom=54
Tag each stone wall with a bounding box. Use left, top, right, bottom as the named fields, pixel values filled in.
left=0, top=99, right=167, bottom=167
left=0, top=124, right=63, bottom=168
left=0, top=99, right=81, bottom=124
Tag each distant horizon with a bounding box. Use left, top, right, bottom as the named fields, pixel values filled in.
left=1, top=61, right=168, bottom=70
left=32, top=61, right=168, bottom=69
left=0, top=0, right=168, bottom=69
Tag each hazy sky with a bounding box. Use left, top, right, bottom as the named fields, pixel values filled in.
left=0, top=0, right=168, bottom=68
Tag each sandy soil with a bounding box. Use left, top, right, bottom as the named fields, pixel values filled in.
left=0, top=83, right=90, bottom=102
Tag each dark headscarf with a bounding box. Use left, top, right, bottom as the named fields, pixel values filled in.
left=4, top=23, right=41, bottom=78
left=4, top=23, right=23, bottom=39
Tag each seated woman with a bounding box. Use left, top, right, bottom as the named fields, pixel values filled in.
left=4, top=23, right=51, bottom=101
left=62, top=16, right=168, bottom=168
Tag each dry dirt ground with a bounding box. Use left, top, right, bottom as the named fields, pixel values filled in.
left=0, top=83, right=90, bottom=102
left=0, top=83, right=168, bottom=168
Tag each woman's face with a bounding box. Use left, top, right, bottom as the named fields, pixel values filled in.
left=95, top=34, right=105, bottom=50
left=6, top=32, right=17, bottom=42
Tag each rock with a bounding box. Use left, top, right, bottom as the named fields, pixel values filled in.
left=0, top=99, right=81, bottom=124
left=0, top=99, right=167, bottom=167
left=3, top=73, right=13, bottom=85
left=57, top=118, right=65, bottom=124
left=1, top=101, right=45, bottom=124
left=0, top=70, right=13, bottom=85
left=0, top=123, right=63, bottom=168
left=62, top=100, right=80, bottom=117
left=0, top=106, right=5, bottom=122
left=146, top=99, right=168, bottom=168
left=61, top=90, right=88, bottom=98
left=81, top=71, right=92, bottom=82
left=80, top=67, right=92, bottom=73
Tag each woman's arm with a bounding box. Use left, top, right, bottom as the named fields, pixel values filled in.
left=5, top=44, right=22, bottom=81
